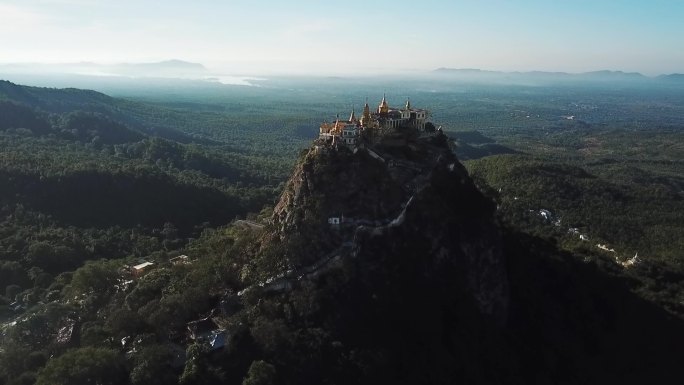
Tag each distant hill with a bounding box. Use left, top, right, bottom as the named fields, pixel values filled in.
left=658, top=73, right=684, bottom=81
left=580, top=70, right=647, bottom=80
left=118, top=59, right=206, bottom=71
left=110, top=59, right=207, bottom=77
left=0, top=59, right=208, bottom=79
left=0, top=79, right=115, bottom=111
left=0, top=79, right=201, bottom=143
left=433, top=68, right=497, bottom=74
left=433, top=68, right=654, bottom=82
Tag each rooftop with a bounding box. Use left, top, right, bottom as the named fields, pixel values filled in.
left=132, top=262, right=154, bottom=270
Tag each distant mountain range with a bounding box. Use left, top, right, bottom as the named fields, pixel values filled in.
left=1, top=60, right=681, bottom=84
left=0, top=59, right=207, bottom=78
left=110, top=59, right=207, bottom=76
left=433, top=68, right=684, bottom=81
left=657, top=73, right=684, bottom=81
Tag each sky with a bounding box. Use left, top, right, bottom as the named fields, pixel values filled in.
left=0, top=0, right=683, bottom=76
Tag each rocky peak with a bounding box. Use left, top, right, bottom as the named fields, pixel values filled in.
left=269, top=130, right=509, bottom=323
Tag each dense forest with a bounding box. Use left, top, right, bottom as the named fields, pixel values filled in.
left=0, top=78, right=683, bottom=384
left=0, top=82, right=283, bottom=345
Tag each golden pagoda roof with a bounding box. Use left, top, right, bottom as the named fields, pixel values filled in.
left=379, top=93, right=388, bottom=108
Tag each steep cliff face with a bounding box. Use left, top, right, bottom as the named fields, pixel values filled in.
left=272, top=144, right=406, bottom=233
left=270, top=132, right=509, bottom=324
left=352, top=156, right=509, bottom=322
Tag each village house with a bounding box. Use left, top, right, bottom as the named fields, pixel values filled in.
left=130, top=261, right=154, bottom=278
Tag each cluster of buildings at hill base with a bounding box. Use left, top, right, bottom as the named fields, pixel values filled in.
left=319, top=95, right=430, bottom=146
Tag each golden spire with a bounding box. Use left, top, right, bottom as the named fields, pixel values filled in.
left=334, top=113, right=344, bottom=134
left=378, top=93, right=389, bottom=114
left=349, top=105, right=356, bottom=122
left=361, top=97, right=371, bottom=126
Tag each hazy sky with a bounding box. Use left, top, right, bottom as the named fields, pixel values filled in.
left=1, top=0, right=682, bottom=75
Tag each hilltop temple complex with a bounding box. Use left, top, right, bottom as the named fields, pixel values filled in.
left=319, top=95, right=429, bottom=146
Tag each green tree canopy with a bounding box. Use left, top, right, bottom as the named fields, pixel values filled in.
left=69, top=260, right=120, bottom=296
left=35, top=347, right=127, bottom=385
left=242, top=360, right=276, bottom=385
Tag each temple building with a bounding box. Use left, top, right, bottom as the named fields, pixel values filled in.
left=372, top=94, right=428, bottom=131
left=319, top=95, right=429, bottom=145
left=318, top=112, right=360, bottom=146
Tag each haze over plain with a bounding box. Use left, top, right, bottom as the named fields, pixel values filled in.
left=1, top=0, right=683, bottom=76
